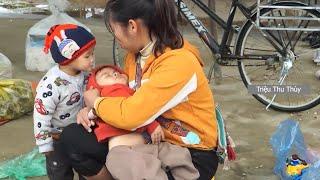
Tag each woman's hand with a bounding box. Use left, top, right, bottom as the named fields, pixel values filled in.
left=151, top=126, right=165, bottom=144
left=77, top=107, right=95, bottom=132
left=84, top=88, right=100, bottom=109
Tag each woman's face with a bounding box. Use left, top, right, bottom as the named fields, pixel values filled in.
left=109, top=19, right=146, bottom=53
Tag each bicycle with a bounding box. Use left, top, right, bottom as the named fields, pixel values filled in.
left=112, top=0, right=320, bottom=112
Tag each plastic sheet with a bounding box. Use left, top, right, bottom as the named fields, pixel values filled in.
left=0, top=148, right=46, bottom=180
left=302, top=160, right=320, bottom=180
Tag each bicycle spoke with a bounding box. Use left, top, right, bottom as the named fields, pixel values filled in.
left=277, top=10, right=293, bottom=49
left=245, top=65, right=267, bottom=76
left=291, top=21, right=310, bottom=50
left=236, top=1, right=320, bottom=111
left=243, top=61, right=279, bottom=82
left=285, top=21, right=302, bottom=50
left=268, top=10, right=286, bottom=48
left=274, top=10, right=286, bottom=48
left=292, top=66, right=308, bottom=104
left=253, top=22, right=286, bottom=54
left=296, top=48, right=318, bottom=57
left=285, top=12, right=308, bottom=50
left=292, top=64, right=304, bottom=76
left=258, top=23, right=286, bottom=53
left=286, top=81, right=292, bottom=107
left=242, top=33, right=279, bottom=53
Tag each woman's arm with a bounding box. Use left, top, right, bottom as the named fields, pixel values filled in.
left=93, top=51, right=199, bottom=131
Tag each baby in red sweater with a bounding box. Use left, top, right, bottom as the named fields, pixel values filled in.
left=87, top=65, right=163, bottom=149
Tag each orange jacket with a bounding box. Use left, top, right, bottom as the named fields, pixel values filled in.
left=94, top=41, right=217, bottom=150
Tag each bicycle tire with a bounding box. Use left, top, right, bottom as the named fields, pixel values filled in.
left=235, top=1, right=320, bottom=112
left=112, top=37, right=122, bottom=67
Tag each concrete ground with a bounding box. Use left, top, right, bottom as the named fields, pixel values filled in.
left=0, top=11, right=319, bottom=180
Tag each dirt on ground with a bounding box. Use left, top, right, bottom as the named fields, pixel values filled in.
left=0, top=10, right=319, bottom=180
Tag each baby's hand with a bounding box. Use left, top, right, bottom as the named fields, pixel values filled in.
left=88, top=109, right=97, bottom=120
left=151, top=126, right=164, bottom=144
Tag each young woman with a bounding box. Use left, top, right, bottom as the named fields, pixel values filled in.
left=60, top=0, right=219, bottom=179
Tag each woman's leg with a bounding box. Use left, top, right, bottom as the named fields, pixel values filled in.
left=188, top=148, right=219, bottom=180
left=59, top=123, right=110, bottom=178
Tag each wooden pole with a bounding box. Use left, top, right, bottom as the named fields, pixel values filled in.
left=208, top=0, right=218, bottom=39
left=208, top=0, right=222, bottom=82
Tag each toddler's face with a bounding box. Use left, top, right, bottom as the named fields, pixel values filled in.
left=96, top=67, right=128, bottom=86
left=70, top=47, right=95, bottom=72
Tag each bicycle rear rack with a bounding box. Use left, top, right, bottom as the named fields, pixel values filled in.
left=256, top=0, right=320, bottom=31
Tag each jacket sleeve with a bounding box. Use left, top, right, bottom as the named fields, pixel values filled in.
left=146, top=121, right=160, bottom=135
left=94, top=52, right=198, bottom=131
left=33, top=79, right=59, bottom=153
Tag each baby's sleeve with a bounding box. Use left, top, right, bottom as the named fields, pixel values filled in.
left=146, top=121, right=160, bottom=135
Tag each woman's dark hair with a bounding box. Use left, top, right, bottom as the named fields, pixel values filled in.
left=104, top=0, right=184, bottom=56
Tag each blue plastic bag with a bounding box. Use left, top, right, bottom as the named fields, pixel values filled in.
left=301, top=158, right=320, bottom=180
left=270, top=119, right=320, bottom=180
left=0, top=148, right=46, bottom=180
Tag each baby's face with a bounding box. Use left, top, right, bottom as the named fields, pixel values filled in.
left=96, top=67, right=128, bottom=86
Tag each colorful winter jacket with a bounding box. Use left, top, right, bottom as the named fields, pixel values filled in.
left=33, top=65, right=85, bottom=153
left=94, top=41, right=217, bottom=150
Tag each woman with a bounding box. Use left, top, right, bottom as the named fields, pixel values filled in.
left=60, top=0, right=219, bottom=179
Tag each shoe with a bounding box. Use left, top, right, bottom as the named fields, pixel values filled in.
left=311, top=41, right=320, bottom=49
left=314, top=49, right=320, bottom=63
left=315, top=69, right=320, bottom=80
left=303, top=31, right=320, bottom=42
left=303, top=32, right=320, bottom=48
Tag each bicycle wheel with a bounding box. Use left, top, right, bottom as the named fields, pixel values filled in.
left=236, top=1, right=320, bottom=112
left=112, top=37, right=126, bottom=68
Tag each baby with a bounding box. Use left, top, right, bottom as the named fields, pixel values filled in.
left=87, top=65, right=163, bottom=149
left=87, top=65, right=200, bottom=180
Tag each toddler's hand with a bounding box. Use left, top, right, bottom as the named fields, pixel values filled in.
left=77, top=107, right=95, bottom=132
left=88, top=108, right=97, bottom=120
left=151, top=126, right=164, bottom=144
left=43, top=151, right=53, bottom=156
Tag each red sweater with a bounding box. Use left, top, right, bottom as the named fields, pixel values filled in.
left=87, top=65, right=159, bottom=142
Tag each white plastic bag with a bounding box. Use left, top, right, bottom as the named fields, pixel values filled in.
left=25, top=0, right=91, bottom=72
left=0, top=53, right=13, bottom=79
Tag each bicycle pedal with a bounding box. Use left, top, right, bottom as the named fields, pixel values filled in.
left=314, top=50, right=320, bottom=64
left=311, top=43, right=320, bottom=49
left=217, top=59, right=229, bottom=65
left=266, top=65, right=276, bottom=70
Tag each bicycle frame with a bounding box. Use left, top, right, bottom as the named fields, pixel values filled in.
left=111, top=0, right=320, bottom=111
left=175, top=0, right=283, bottom=60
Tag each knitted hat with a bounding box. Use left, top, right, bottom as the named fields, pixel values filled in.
left=87, top=65, right=127, bottom=92
left=43, top=24, right=96, bottom=65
